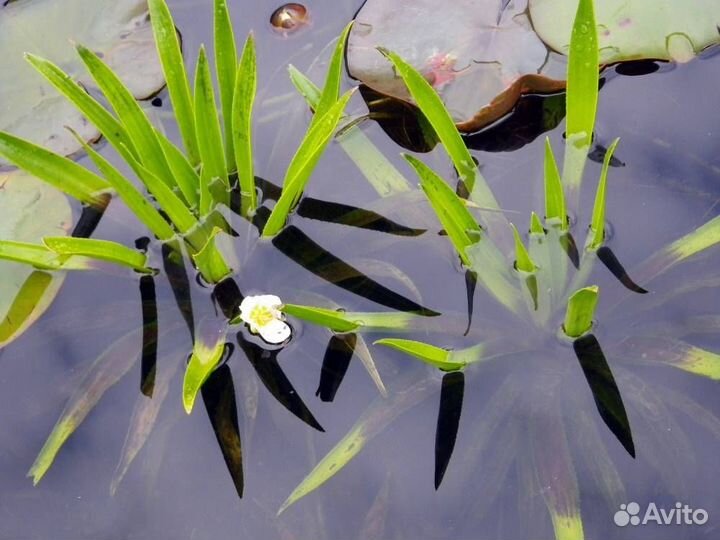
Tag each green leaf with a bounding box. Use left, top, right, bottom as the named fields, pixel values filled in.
left=68, top=130, right=176, bottom=241
left=374, top=338, right=483, bottom=372
left=76, top=44, right=176, bottom=190
left=280, top=304, right=420, bottom=333
left=403, top=154, right=480, bottom=265
left=0, top=132, right=108, bottom=205
left=232, top=34, right=258, bottom=217
left=156, top=132, right=201, bottom=209
left=122, top=148, right=199, bottom=236
left=563, top=285, right=599, bottom=338
left=562, top=0, right=599, bottom=199
left=43, top=237, right=152, bottom=273
left=0, top=271, right=56, bottom=347
left=190, top=228, right=233, bottom=284
left=543, top=137, right=567, bottom=230
left=279, top=376, right=436, bottom=514
left=565, top=0, right=598, bottom=147
left=312, top=22, right=353, bottom=123
left=288, top=64, right=411, bottom=197
left=213, top=0, right=238, bottom=173
left=148, top=0, right=200, bottom=164
left=182, top=318, right=228, bottom=413
left=616, top=336, right=720, bottom=380
left=589, top=138, right=620, bottom=250
left=28, top=327, right=147, bottom=484
left=0, top=240, right=95, bottom=271
left=378, top=50, right=476, bottom=191
left=25, top=53, right=139, bottom=165
left=194, top=45, right=228, bottom=208
left=511, top=223, right=536, bottom=273
left=262, top=90, right=354, bottom=237
left=530, top=211, right=545, bottom=235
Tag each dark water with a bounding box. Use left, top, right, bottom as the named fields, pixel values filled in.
left=1, top=1, right=720, bottom=539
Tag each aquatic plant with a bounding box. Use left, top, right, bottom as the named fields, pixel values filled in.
left=0, top=0, right=435, bottom=494
left=280, top=1, right=720, bottom=538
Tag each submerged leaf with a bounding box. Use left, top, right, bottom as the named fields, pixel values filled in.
left=0, top=171, right=71, bottom=347
left=29, top=327, right=147, bottom=484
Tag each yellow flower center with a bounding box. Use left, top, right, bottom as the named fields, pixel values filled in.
left=249, top=305, right=275, bottom=328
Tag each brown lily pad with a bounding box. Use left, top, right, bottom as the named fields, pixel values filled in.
left=347, top=0, right=565, bottom=133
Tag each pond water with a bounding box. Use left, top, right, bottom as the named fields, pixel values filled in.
left=1, top=1, right=719, bottom=539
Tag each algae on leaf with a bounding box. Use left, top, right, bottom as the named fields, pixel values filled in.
left=0, top=0, right=166, bottom=163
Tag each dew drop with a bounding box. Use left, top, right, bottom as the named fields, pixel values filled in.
left=270, top=3, right=310, bottom=35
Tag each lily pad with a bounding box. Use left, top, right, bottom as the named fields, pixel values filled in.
left=0, top=0, right=166, bottom=163
left=0, top=171, right=72, bottom=347
left=347, top=0, right=565, bottom=132
left=529, top=0, right=720, bottom=64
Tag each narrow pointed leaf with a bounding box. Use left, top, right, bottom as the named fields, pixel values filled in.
left=354, top=334, right=387, bottom=398
left=316, top=334, right=356, bottom=402
left=312, top=22, right=353, bottom=123
left=69, top=132, right=175, bottom=241
left=374, top=338, right=483, bottom=372
left=0, top=132, right=108, bottom=205
left=272, top=226, right=438, bottom=315
left=589, top=138, right=620, bottom=250
left=76, top=45, right=175, bottom=190
left=0, top=271, right=54, bottom=346
left=614, top=336, right=720, bottom=380
left=280, top=303, right=421, bottom=333
left=194, top=45, right=228, bottom=203
left=434, top=371, right=464, bottom=489
left=43, top=237, right=152, bottom=273
left=563, top=286, right=598, bottom=338
left=201, top=364, right=244, bottom=498
left=378, top=49, right=483, bottom=200
left=511, top=223, right=536, bottom=273
left=565, top=0, right=599, bottom=148
left=28, top=328, right=147, bottom=484
left=279, top=376, right=437, bottom=514
left=148, top=0, right=200, bottom=164
left=543, top=137, right=567, bottom=229
left=237, top=333, right=323, bottom=431
left=183, top=318, right=228, bottom=414
left=232, top=34, right=258, bottom=217
left=123, top=150, right=198, bottom=235
left=263, top=91, right=354, bottom=237
left=403, top=154, right=480, bottom=265
left=156, top=132, right=201, bottom=209
left=0, top=241, right=93, bottom=271
left=25, top=53, right=138, bottom=164
left=596, top=246, right=647, bottom=294
left=213, top=0, right=238, bottom=173
left=573, top=334, right=635, bottom=458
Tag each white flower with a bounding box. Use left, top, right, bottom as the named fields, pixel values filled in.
left=239, top=294, right=291, bottom=344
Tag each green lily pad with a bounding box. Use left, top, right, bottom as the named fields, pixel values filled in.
left=347, top=0, right=565, bottom=133
left=0, top=0, right=166, bottom=163
left=0, top=171, right=72, bottom=347
left=529, top=0, right=720, bottom=64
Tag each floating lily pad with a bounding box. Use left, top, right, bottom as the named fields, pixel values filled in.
left=347, top=0, right=565, bottom=133
left=529, top=0, right=720, bottom=64
left=0, top=0, right=166, bottom=164
left=0, top=171, right=72, bottom=347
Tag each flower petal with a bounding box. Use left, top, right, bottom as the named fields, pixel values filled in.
left=258, top=319, right=291, bottom=344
